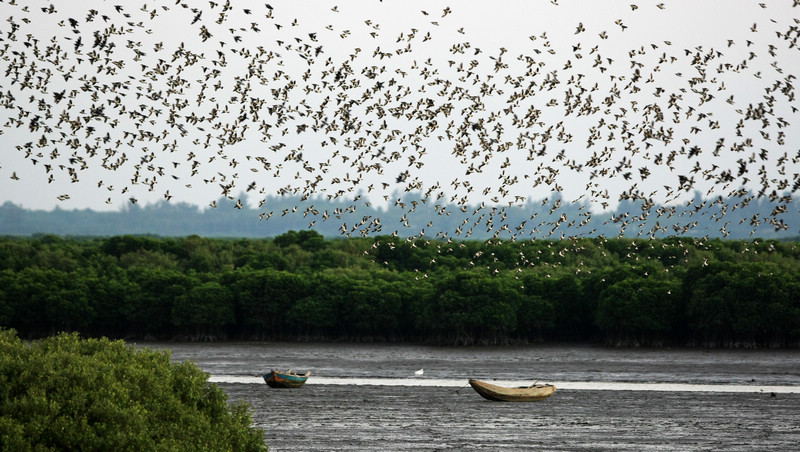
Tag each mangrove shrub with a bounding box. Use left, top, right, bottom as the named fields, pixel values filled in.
left=0, top=329, right=267, bottom=451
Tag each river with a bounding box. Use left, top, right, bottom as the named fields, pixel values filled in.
left=139, top=342, right=800, bottom=451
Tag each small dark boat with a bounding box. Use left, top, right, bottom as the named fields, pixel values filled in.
left=468, top=379, right=556, bottom=402
left=263, top=369, right=310, bottom=388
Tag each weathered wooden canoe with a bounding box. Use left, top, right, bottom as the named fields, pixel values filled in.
left=263, top=369, right=310, bottom=388
left=468, top=379, right=556, bottom=402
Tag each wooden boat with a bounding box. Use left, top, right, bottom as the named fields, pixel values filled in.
left=263, top=369, right=310, bottom=388
left=468, top=379, right=556, bottom=402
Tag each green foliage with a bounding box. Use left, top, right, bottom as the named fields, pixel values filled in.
left=0, top=329, right=267, bottom=451
left=273, top=230, right=324, bottom=252
left=596, top=277, right=682, bottom=345
left=0, top=234, right=798, bottom=346
left=423, top=271, right=523, bottom=344
left=685, top=262, right=800, bottom=346
left=172, top=280, right=236, bottom=339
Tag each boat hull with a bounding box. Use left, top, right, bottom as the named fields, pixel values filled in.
left=468, top=379, right=556, bottom=402
left=264, top=370, right=310, bottom=388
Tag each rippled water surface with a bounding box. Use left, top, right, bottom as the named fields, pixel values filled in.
left=136, top=342, right=800, bottom=451
left=139, top=341, right=800, bottom=386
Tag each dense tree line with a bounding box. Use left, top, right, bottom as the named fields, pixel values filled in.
left=0, top=233, right=799, bottom=347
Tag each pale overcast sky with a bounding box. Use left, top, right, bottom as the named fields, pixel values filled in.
left=1, top=1, right=798, bottom=218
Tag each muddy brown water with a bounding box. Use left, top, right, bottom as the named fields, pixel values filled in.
left=142, top=342, right=800, bottom=451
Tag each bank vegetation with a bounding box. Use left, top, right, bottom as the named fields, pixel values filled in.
left=1, top=233, right=798, bottom=347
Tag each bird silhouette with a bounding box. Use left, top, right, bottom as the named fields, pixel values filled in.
left=0, top=0, right=795, bottom=249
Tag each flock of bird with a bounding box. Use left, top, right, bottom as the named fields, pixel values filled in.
left=1, top=1, right=798, bottom=250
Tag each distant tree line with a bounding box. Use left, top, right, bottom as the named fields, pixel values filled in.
left=0, top=187, right=796, bottom=241
left=0, top=233, right=798, bottom=347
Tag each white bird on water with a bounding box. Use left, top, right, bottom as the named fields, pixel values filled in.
left=414, top=369, right=423, bottom=376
